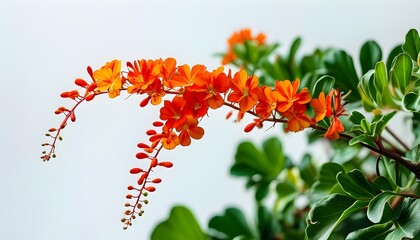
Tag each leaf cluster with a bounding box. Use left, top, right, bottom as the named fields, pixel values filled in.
left=151, top=29, right=420, bottom=240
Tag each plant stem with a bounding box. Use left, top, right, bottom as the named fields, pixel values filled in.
left=385, top=126, right=410, bottom=151
left=311, top=125, right=420, bottom=179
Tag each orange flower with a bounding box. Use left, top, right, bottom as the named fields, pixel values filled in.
left=325, top=116, right=344, bottom=140
left=160, top=127, right=180, bottom=150
left=274, top=79, right=311, bottom=113
left=159, top=58, right=177, bottom=87
left=159, top=96, right=186, bottom=129
left=93, top=59, right=122, bottom=98
left=255, top=86, right=277, bottom=119
left=182, top=90, right=209, bottom=118
left=126, top=59, right=160, bottom=94
left=311, top=89, right=346, bottom=139
left=227, top=69, right=259, bottom=112
left=190, top=67, right=231, bottom=109
left=168, top=64, right=206, bottom=88
left=310, top=91, right=332, bottom=122
left=144, top=80, right=166, bottom=105
left=282, top=104, right=311, bottom=132
left=175, top=116, right=205, bottom=146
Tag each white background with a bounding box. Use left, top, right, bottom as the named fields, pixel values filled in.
left=1, top=0, right=419, bottom=239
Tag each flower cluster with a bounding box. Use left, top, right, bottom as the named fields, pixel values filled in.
left=311, top=89, right=346, bottom=139
left=41, top=29, right=347, bottom=228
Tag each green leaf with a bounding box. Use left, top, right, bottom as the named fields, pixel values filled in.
left=244, top=40, right=259, bottom=66
left=373, top=61, right=388, bottom=91
left=287, top=37, right=302, bottom=79
left=386, top=45, right=403, bottom=71
left=349, top=134, right=378, bottom=149
left=402, top=29, right=420, bottom=61
left=367, top=191, right=397, bottom=223
left=346, top=222, right=393, bottom=240
left=372, top=111, right=397, bottom=137
left=257, top=206, right=280, bottom=240
left=312, top=75, right=335, bottom=98
left=151, top=206, right=206, bottom=240
left=255, top=181, right=271, bottom=202
left=390, top=53, right=413, bottom=96
left=306, top=194, right=366, bottom=240
left=310, top=162, right=345, bottom=203
left=349, top=111, right=366, bottom=125
left=337, top=170, right=376, bottom=200
left=405, top=144, right=420, bottom=163
left=385, top=198, right=420, bottom=239
left=372, top=176, right=396, bottom=192
left=378, top=157, right=411, bottom=188
left=360, top=40, right=383, bottom=75
left=331, top=143, right=360, bottom=164
left=231, top=142, right=270, bottom=177
left=317, top=163, right=346, bottom=189
left=412, top=112, right=420, bottom=146
left=300, top=48, right=325, bottom=76
left=358, top=70, right=378, bottom=111
left=403, top=92, right=420, bottom=112
left=209, top=207, right=255, bottom=240
left=323, top=49, right=360, bottom=102
left=233, top=44, right=247, bottom=63
left=299, top=154, right=318, bottom=187
left=262, top=137, right=285, bottom=174
left=360, top=118, right=371, bottom=133
left=275, top=181, right=298, bottom=211
left=231, top=138, right=286, bottom=201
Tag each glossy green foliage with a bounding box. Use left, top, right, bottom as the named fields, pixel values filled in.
left=150, top=206, right=206, bottom=240
left=358, top=29, right=420, bottom=112
left=230, top=137, right=286, bottom=201
left=208, top=208, right=256, bottom=240
left=360, top=40, right=383, bottom=75
left=151, top=29, right=420, bottom=240
left=349, top=111, right=396, bottom=148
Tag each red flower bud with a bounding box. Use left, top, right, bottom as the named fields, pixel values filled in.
left=144, top=148, right=154, bottom=153
left=48, top=128, right=57, bottom=132
left=137, top=173, right=148, bottom=185
left=127, top=185, right=134, bottom=190
left=152, top=121, right=164, bottom=127
left=145, top=186, right=156, bottom=192
left=226, top=111, right=233, bottom=120
left=244, top=122, right=257, bottom=133
left=75, top=78, right=88, bottom=87
left=135, top=152, right=149, bottom=159
left=87, top=83, right=97, bottom=92
left=69, top=90, right=79, bottom=100
left=152, top=178, right=162, bottom=183
left=158, top=162, right=173, bottom=168
left=150, top=139, right=160, bottom=149
left=140, top=97, right=151, bottom=107
left=146, top=129, right=157, bottom=136
left=87, top=66, right=94, bottom=80
left=129, top=168, right=143, bottom=174
left=126, top=194, right=133, bottom=199
left=149, top=134, right=163, bottom=142
left=137, top=143, right=150, bottom=148
left=85, top=93, right=95, bottom=101
left=60, top=92, right=70, bottom=98
left=70, top=113, right=76, bottom=122
left=151, top=158, right=158, bottom=168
